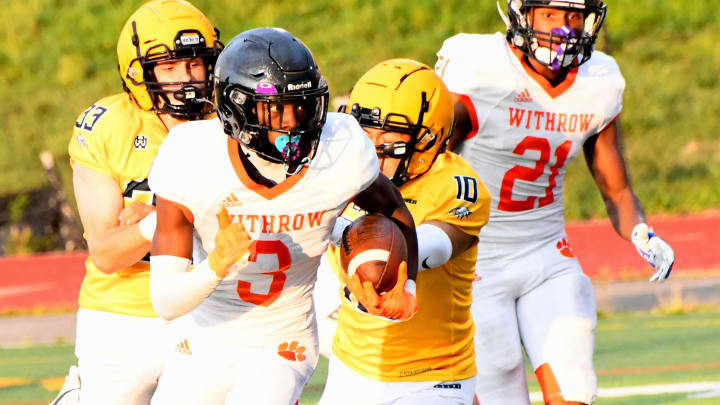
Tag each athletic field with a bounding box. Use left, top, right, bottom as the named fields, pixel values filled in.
left=1, top=310, right=719, bottom=404
left=1, top=215, right=719, bottom=403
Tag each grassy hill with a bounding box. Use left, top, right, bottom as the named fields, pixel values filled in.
left=2, top=0, right=719, bottom=221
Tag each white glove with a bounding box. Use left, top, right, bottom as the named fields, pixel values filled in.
left=631, top=223, right=675, bottom=283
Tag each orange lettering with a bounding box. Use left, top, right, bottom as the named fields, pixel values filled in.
left=545, top=112, right=556, bottom=132
left=509, top=107, right=525, bottom=127
left=262, top=215, right=275, bottom=233
left=525, top=109, right=533, bottom=129
left=292, top=214, right=304, bottom=230
left=579, top=114, right=594, bottom=132
left=557, top=113, right=567, bottom=132
left=307, top=210, right=326, bottom=227
left=568, top=114, right=578, bottom=132
left=247, top=215, right=260, bottom=233
left=534, top=111, right=544, bottom=130
left=278, top=215, right=290, bottom=232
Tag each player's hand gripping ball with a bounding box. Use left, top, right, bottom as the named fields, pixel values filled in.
left=339, top=214, right=408, bottom=294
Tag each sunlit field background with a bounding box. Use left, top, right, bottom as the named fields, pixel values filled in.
left=2, top=0, right=719, bottom=219
left=1, top=0, right=719, bottom=403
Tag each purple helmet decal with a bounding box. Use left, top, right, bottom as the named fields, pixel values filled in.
left=256, top=82, right=278, bottom=95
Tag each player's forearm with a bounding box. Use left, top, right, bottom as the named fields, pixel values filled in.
left=603, top=188, right=646, bottom=241
left=87, top=224, right=152, bottom=273
left=390, top=206, right=418, bottom=281
left=150, top=255, right=222, bottom=320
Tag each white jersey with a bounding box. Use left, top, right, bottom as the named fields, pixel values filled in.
left=149, top=113, right=379, bottom=344
left=436, top=33, right=624, bottom=245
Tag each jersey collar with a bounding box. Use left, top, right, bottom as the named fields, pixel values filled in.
left=226, top=137, right=308, bottom=200
left=509, top=44, right=578, bottom=99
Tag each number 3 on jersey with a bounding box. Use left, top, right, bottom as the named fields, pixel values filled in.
left=498, top=136, right=572, bottom=211
left=236, top=240, right=291, bottom=307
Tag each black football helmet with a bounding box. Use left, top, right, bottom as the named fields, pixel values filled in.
left=501, top=0, right=606, bottom=70
left=214, top=28, right=329, bottom=167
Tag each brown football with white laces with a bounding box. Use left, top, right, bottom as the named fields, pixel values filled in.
left=339, top=214, right=407, bottom=294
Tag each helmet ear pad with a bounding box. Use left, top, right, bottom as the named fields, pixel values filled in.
left=217, top=86, right=247, bottom=138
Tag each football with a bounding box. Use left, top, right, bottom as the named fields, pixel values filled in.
left=339, top=214, right=408, bottom=294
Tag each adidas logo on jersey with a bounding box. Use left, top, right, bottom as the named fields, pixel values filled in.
left=221, top=193, right=243, bottom=207
left=175, top=339, right=192, bottom=356
left=513, top=89, right=533, bottom=103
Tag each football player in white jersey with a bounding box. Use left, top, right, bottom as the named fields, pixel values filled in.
left=146, top=28, right=419, bottom=405
left=435, top=1, right=675, bottom=404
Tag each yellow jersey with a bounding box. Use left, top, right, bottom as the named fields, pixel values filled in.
left=68, top=93, right=168, bottom=317
left=329, top=151, right=491, bottom=382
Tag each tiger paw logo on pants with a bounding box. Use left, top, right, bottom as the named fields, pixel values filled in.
left=556, top=237, right=575, bottom=258
left=277, top=341, right=306, bottom=361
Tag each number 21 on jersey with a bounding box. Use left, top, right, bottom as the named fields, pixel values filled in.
left=498, top=136, right=572, bottom=212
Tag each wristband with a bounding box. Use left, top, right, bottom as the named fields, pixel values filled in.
left=404, top=279, right=417, bottom=297
left=138, top=211, right=157, bottom=242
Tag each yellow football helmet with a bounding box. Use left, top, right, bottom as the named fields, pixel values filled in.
left=117, top=0, right=223, bottom=119
left=345, top=58, right=454, bottom=185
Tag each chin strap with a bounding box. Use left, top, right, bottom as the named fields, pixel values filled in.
left=283, top=157, right=310, bottom=175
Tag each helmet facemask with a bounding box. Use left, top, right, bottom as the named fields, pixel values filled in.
left=502, top=0, right=607, bottom=71
left=218, top=81, right=329, bottom=170
left=126, top=27, right=223, bottom=120
left=347, top=91, right=439, bottom=186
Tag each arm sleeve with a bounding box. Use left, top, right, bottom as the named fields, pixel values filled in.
left=416, top=223, right=453, bottom=271
left=150, top=255, right=222, bottom=320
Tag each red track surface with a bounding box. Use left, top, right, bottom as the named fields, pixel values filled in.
left=0, top=252, right=87, bottom=312
left=1, top=214, right=719, bottom=311
left=566, top=214, right=720, bottom=280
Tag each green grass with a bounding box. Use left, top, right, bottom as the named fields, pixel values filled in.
left=2, top=310, right=719, bottom=403
left=593, top=395, right=720, bottom=405
left=2, top=0, right=720, bottom=223
left=0, top=345, right=76, bottom=403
